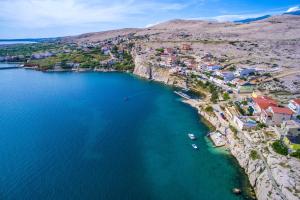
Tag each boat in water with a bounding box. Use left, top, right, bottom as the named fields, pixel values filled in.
left=192, top=144, right=198, bottom=149
left=188, top=133, right=196, bottom=140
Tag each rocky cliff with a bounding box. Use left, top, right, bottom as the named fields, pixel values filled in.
left=133, top=54, right=187, bottom=88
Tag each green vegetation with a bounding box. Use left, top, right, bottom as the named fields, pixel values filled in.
left=0, top=42, right=62, bottom=57
left=297, top=115, right=300, bottom=120
left=234, top=102, right=246, bottom=116
left=204, top=106, right=213, bottom=113
left=155, top=48, right=164, bottom=53
left=114, top=51, right=134, bottom=71
left=229, top=124, right=238, bottom=135
left=223, top=92, right=230, bottom=101
left=195, top=80, right=219, bottom=103
left=28, top=50, right=110, bottom=70
left=228, top=66, right=236, bottom=71
left=256, top=122, right=266, bottom=130
left=250, top=150, right=260, bottom=160
left=290, top=150, right=300, bottom=159
left=272, top=140, right=288, bottom=156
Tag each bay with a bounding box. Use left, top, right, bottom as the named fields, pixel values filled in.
left=0, top=64, right=253, bottom=200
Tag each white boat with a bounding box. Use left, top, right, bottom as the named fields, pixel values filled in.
left=192, top=144, right=198, bottom=149
left=188, top=133, right=196, bottom=140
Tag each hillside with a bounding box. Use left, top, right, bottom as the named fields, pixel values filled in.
left=64, top=14, right=300, bottom=93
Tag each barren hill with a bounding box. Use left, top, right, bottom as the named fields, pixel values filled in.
left=65, top=14, right=300, bottom=93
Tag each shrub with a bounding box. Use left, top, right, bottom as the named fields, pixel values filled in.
left=290, top=150, right=300, bottom=159
left=229, top=124, right=238, bottom=134
left=205, top=106, right=213, bottom=113
left=271, top=140, right=288, bottom=156
left=250, top=150, right=260, bottom=160
left=223, top=92, right=230, bottom=101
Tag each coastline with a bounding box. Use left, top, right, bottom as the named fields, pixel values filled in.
left=3, top=63, right=297, bottom=200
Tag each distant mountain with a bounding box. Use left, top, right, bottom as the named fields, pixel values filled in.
left=283, top=10, right=300, bottom=16
left=0, top=38, right=58, bottom=43
left=234, top=15, right=271, bottom=23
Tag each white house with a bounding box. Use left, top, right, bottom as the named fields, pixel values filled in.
left=235, top=68, right=255, bottom=77
left=215, top=71, right=235, bottom=82
left=206, top=65, right=221, bottom=71
left=288, top=99, right=300, bottom=115
left=233, top=116, right=257, bottom=130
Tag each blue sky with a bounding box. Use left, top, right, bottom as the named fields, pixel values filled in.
left=0, top=0, right=299, bottom=39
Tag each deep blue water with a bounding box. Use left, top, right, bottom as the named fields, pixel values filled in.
left=0, top=65, right=251, bottom=200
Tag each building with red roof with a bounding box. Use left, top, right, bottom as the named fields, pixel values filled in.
left=261, top=106, right=293, bottom=126
left=252, top=96, right=278, bottom=114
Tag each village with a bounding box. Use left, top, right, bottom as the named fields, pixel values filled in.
left=1, top=36, right=300, bottom=158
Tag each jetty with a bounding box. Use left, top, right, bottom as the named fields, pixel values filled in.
left=208, top=131, right=226, bottom=147
left=0, top=66, right=21, bottom=70
left=174, top=91, right=191, bottom=99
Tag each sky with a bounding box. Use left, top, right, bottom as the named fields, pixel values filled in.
left=0, top=0, right=299, bottom=39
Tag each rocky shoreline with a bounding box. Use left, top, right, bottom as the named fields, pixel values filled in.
left=133, top=55, right=300, bottom=200
left=9, top=58, right=300, bottom=200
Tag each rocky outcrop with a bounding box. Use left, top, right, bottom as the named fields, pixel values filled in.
left=133, top=54, right=187, bottom=88
left=196, top=110, right=300, bottom=200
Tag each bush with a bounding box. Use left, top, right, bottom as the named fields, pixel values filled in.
left=205, top=106, right=213, bottom=113
left=271, top=140, right=288, bottom=156
left=256, top=122, right=266, bottom=130
left=290, top=150, right=300, bottom=159
left=250, top=150, right=260, bottom=160
left=223, top=92, right=230, bottom=100
left=229, top=124, right=238, bottom=134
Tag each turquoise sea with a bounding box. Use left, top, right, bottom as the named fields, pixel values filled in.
left=0, top=64, right=253, bottom=200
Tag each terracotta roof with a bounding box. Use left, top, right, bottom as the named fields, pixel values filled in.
left=253, top=96, right=277, bottom=110
left=269, top=106, right=293, bottom=115
left=292, top=99, right=300, bottom=105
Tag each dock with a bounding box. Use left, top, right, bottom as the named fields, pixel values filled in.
left=174, top=91, right=191, bottom=99
left=0, top=66, right=21, bottom=70
left=208, top=131, right=227, bottom=147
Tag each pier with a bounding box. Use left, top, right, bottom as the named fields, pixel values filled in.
left=208, top=131, right=227, bottom=147
left=0, top=66, right=21, bottom=70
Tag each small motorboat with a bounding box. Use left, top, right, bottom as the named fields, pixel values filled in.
left=232, top=188, right=241, bottom=195
left=192, top=144, right=198, bottom=149
left=188, top=133, right=196, bottom=140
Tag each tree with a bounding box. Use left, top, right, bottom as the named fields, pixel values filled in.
left=223, top=92, right=230, bottom=100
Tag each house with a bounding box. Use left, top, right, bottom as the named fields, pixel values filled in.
left=164, top=48, right=173, bottom=55
left=206, top=65, right=221, bottom=71
left=165, top=56, right=178, bottom=67
left=282, top=120, right=300, bottom=151
left=237, top=82, right=255, bottom=93
left=181, top=44, right=192, bottom=51
left=281, top=120, right=300, bottom=137
left=252, top=96, right=278, bottom=114
left=261, top=106, right=293, bottom=126
left=288, top=99, right=300, bottom=115
left=215, top=71, right=235, bottom=82
left=233, top=116, right=257, bottom=130
left=235, top=68, right=255, bottom=77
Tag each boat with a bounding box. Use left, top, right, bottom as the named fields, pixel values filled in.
left=232, top=188, right=241, bottom=195
left=192, top=144, right=198, bottom=149
left=188, top=133, right=196, bottom=140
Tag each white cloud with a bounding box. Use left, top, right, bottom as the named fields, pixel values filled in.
left=286, top=6, right=300, bottom=13
left=0, top=0, right=187, bottom=29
